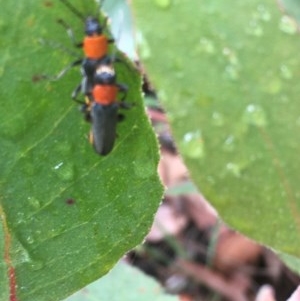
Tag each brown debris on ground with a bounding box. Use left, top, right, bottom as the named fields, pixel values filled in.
left=127, top=104, right=300, bottom=301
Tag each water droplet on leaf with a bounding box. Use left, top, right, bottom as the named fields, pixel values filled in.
left=223, top=135, right=235, bottom=152
left=54, top=162, right=63, bottom=170
left=27, top=197, right=41, bottom=209
left=257, top=4, right=271, bottom=22
left=246, top=20, right=263, bottom=36
left=54, top=163, right=75, bottom=181
left=222, top=47, right=239, bottom=65
left=226, top=162, right=241, bottom=177
left=212, top=112, right=224, bottom=126
left=222, top=47, right=240, bottom=80
left=242, top=104, right=267, bottom=127
left=181, top=131, right=205, bottom=159
left=16, top=212, right=25, bottom=225
left=14, top=243, right=31, bottom=264
left=29, top=260, right=44, bottom=271
left=199, top=37, right=216, bottom=54
left=154, top=0, right=171, bottom=9
left=26, top=236, right=34, bottom=244
left=279, top=16, right=297, bottom=35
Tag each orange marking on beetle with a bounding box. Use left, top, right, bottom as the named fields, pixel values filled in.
left=0, top=206, right=18, bottom=301
left=92, top=85, right=118, bottom=105
left=83, top=35, right=108, bottom=59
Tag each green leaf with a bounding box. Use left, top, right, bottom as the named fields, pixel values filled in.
left=280, top=0, right=300, bottom=24
left=64, top=261, right=178, bottom=301
left=0, top=1, right=162, bottom=301
left=278, top=252, right=300, bottom=274
left=132, top=0, right=300, bottom=259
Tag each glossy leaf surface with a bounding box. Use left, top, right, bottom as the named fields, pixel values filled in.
left=0, top=1, right=162, bottom=300
left=132, top=0, right=300, bottom=260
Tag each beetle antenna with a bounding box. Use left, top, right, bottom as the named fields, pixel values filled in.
left=59, top=0, right=86, bottom=22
